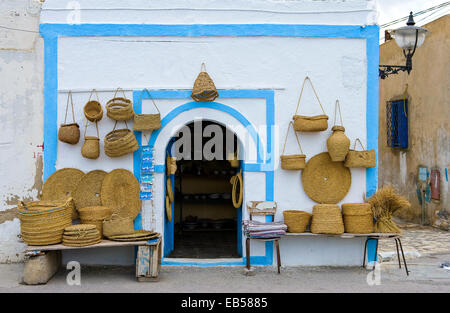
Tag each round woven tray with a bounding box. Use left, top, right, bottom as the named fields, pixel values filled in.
left=100, top=169, right=141, bottom=218
left=301, top=152, right=351, bottom=204
left=63, top=239, right=102, bottom=247
left=41, top=168, right=85, bottom=219
left=73, top=170, right=107, bottom=212
left=64, top=224, right=97, bottom=232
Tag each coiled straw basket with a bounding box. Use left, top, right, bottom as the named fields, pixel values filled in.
left=18, top=198, right=73, bottom=245
left=283, top=210, right=311, bottom=233
left=106, top=88, right=134, bottom=121
left=310, top=204, right=344, bottom=235
left=78, top=206, right=112, bottom=237
left=342, top=203, right=374, bottom=234
left=104, top=121, right=139, bottom=157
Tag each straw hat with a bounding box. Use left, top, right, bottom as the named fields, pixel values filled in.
left=100, top=169, right=141, bottom=218
left=301, top=152, right=351, bottom=204
left=73, top=170, right=107, bottom=213
left=41, top=168, right=84, bottom=219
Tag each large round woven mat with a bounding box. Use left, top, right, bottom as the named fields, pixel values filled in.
left=73, top=170, right=107, bottom=212
left=41, top=168, right=84, bottom=218
left=100, top=169, right=141, bottom=218
left=301, top=152, right=351, bottom=204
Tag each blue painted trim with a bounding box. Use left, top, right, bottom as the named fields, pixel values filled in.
left=39, top=24, right=378, bottom=39
left=42, top=36, right=58, bottom=181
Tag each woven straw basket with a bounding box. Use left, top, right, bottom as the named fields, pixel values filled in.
left=78, top=206, right=112, bottom=237
left=191, top=63, right=219, bottom=102
left=342, top=203, right=374, bottom=234
left=292, top=77, right=328, bottom=132
left=167, top=156, right=177, bottom=175
left=280, top=121, right=306, bottom=170
left=311, top=204, right=345, bottom=235
left=18, top=198, right=73, bottom=245
left=344, top=139, right=376, bottom=168
left=84, top=89, right=103, bottom=122
left=103, top=215, right=135, bottom=238
left=133, top=114, right=162, bottom=131
left=81, top=121, right=100, bottom=159
left=58, top=91, right=80, bottom=144
left=104, top=122, right=139, bottom=157
left=283, top=210, right=311, bottom=233
left=327, top=126, right=350, bottom=162
left=106, top=88, right=134, bottom=121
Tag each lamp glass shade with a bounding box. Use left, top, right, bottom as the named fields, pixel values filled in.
left=392, top=26, right=428, bottom=50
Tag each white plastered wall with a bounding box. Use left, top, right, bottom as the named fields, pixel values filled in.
left=56, top=34, right=368, bottom=265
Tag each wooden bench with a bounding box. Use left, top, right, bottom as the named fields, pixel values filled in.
left=24, top=238, right=161, bottom=285
left=284, top=232, right=409, bottom=275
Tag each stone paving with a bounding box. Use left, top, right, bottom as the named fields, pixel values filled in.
left=378, top=225, right=450, bottom=261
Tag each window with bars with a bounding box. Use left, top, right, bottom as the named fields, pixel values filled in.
left=386, top=99, right=408, bottom=149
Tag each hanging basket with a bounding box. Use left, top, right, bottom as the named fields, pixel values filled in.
left=292, top=77, right=328, bottom=132
left=166, top=155, right=177, bottom=175
left=84, top=89, right=103, bottom=122
left=283, top=210, right=311, bottom=233
left=344, top=138, right=376, bottom=168
left=327, top=100, right=350, bottom=162
left=280, top=121, right=306, bottom=170
left=104, top=121, right=139, bottom=157
left=81, top=121, right=100, bottom=159
left=58, top=91, right=80, bottom=144
left=133, top=89, right=162, bottom=131
left=230, top=171, right=243, bottom=209
left=106, top=88, right=134, bottom=121
left=191, top=63, right=219, bottom=102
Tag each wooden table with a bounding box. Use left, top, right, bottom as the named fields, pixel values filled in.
left=284, top=232, right=409, bottom=275
left=24, top=238, right=161, bottom=284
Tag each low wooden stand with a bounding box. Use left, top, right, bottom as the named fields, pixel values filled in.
left=24, top=238, right=161, bottom=285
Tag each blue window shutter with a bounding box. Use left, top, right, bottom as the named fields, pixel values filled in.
left=386, top=99, right=408, bottom=149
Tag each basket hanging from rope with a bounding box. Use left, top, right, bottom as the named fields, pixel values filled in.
left=230, top=171, right=243, bottom=209
left=104, top=121, right=139, bottom=157
left=344, top=138, right=376, bottom=168
left=327, top=100, right=350, bottom=162
left=292, top=77, right=328, bottom=132
left=133, top=89, right=162, bottom=131
left=191, top=63, right=219, bottom=102
left=81, top=121, right=100, bottom=159
left=58, top=91, right=80, bottom=144
left=280, top=121, right=306, bottom=170
left=106, top=88, right=134, bottom=121
left=84, top=89, right=103, bottom=122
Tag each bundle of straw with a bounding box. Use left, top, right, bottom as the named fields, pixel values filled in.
left=368, top=186, right=410, bottom=233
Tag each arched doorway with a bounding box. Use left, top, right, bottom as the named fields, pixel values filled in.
left=164, top=119, right=243, bottom=259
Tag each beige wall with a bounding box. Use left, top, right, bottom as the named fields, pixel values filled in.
left=378, top=15, right=450, bottom=223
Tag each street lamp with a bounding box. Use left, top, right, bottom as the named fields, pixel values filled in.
left=379, top=12, right=428, bottom=79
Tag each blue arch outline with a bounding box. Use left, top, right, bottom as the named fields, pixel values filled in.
left=132, top=89, right=275, bottom=266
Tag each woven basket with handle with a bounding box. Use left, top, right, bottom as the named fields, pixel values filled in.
left=191, top=63, right=219, bottom=102
left=292, top=77, right=328, bottom=132
left=344, top=138, right=376, bottom=168
left=106, top=88, right=134, bottom=121
left=280, top=121, right=306, bottom=170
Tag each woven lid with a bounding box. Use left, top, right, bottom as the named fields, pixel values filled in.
left=42, top=168, right=84, bottom=201
left=100, top=169, right=141, bottom=218
left=301, top=152, right=351, bottom=204
left=108, top=230, right=158, bottom=239
left=73, top=170, right=107, bottom=211
left=64, top=224, right=97, bottom=232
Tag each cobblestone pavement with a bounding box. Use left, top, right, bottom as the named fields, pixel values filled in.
left=378, top=226, right=450, bottom=260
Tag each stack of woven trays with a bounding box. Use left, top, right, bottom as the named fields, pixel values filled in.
left=78, top=206, right=112, bottom=237
left=63, top=224, right=101, bottom=247
left=342, top=203, right=374, bottom=234
left=310, top=204, right=345, bottom=235
left=107, top=230, right=160, bottom=242
left=18, top=198, right=73, bottom=246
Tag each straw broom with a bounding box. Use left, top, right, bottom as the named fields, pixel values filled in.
left=368, top=186, right=411, bottom=233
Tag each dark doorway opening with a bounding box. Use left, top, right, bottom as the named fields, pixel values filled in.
left=168, top=120, right=241, bottom=259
